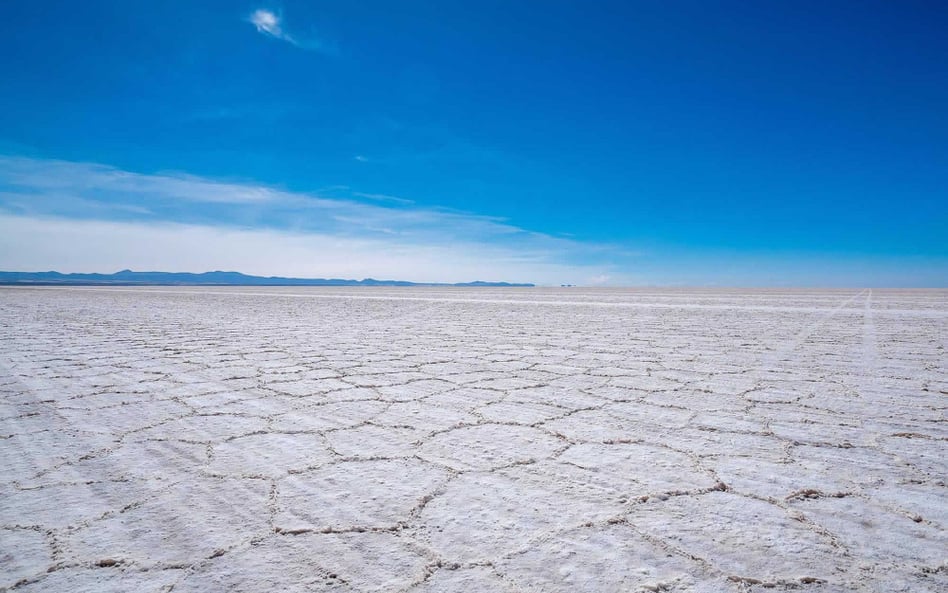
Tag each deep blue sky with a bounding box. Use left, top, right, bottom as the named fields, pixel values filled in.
left=0, top=1, right=945, bottom=285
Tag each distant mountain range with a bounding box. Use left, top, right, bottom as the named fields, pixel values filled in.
left=0, top=270, right=534, bottom=287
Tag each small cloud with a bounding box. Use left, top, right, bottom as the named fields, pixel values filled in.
left=354, top=155, right=368, bottom=162
left=247, top=8, right=332, bottom=52
left=249, top=9, right=288, bottom=39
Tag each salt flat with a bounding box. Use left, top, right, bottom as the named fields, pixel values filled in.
left=0, top=286, right=945, bottom=592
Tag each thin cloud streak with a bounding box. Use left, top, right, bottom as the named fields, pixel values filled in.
left=352, top=192, right=415, bottom=205
left=0, top=156, right=285, bottom=205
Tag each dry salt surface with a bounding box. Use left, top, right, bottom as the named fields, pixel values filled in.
left=0, top=286, right=946, bottom=593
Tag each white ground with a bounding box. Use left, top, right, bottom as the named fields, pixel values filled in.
left=0, top=286, right=945, bottom=592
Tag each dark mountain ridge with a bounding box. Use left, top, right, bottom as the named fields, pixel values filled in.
left=0, top=270, right=534, bottom=287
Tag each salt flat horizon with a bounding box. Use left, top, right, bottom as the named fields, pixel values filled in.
left=1, top=286, right=945, bottom=592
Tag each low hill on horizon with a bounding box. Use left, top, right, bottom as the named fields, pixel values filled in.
left=0, top=269, right=534, bottom=288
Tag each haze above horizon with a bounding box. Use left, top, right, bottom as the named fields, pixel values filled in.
left=1, top=1, right=945, bottom=286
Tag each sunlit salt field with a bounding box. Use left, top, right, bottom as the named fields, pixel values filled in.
left=1, top=286, right=945, bottom=592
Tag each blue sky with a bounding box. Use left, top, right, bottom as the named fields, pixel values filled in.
left=0, top=1, right=945, bottom=285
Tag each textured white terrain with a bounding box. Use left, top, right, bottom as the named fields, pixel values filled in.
left=0, top=286, right=945, bottom=592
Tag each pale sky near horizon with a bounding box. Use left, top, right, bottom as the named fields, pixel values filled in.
left=1, top=1, right=945, bottom=286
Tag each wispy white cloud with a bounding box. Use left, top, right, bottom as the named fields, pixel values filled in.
left=0, top=156, right=526, bottom=239
left=247, top=8, right=334, bottom=53
left=0, top=155, right=629, bottom=285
